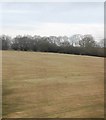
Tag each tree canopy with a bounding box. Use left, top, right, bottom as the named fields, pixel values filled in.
left=0, top=34, right=104, bottom=57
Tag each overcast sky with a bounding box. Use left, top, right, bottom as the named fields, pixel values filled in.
left=0, top=2, right=104, bottom=41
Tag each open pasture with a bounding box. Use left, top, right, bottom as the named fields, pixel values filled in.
left=2, top=51, right=104, bottom=118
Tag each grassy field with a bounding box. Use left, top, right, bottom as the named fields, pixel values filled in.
left=2, top=51, right=104, bottom=118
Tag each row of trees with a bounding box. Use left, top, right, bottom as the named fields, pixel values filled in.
left=0, top=34, right=105, bottom=57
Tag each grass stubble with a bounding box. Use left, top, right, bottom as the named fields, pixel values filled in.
left=2, top=51, right=104, bottom=118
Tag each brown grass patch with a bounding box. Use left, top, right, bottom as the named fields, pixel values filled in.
left=2, top=51, right=104, bottom=118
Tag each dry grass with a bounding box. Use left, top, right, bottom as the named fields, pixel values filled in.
left=2, top=51, right=104, bottom=118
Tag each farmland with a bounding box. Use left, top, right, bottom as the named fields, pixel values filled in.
left=2, top=51, right=104, bottom=118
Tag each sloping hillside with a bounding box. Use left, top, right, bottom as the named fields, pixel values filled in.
left=2, top=51, right=104, bottom=118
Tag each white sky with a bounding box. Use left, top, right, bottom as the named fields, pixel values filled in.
left=0, top=2, right=104, bottom=41
left=0, top=0, right=105, bottom=2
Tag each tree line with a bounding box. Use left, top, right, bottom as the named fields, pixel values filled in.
left=0, top=34, right=105, bottom=57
